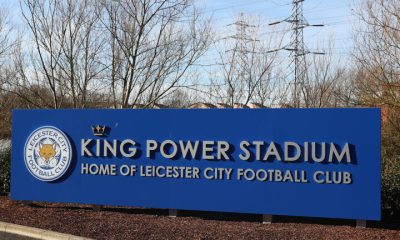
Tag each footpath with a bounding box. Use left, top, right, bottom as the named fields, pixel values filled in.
left=0, top=221, right=92, bottom=240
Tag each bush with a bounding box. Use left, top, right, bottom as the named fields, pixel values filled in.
left=382, top=156, right=400, bottom=216
left=381, top=119, right=400, bottom=217
left=0, top=142, right=11, bottom=195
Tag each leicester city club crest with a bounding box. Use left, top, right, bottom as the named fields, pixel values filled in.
left=24, top=126, right=72, bottom=181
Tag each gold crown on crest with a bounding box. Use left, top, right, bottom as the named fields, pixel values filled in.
left=91, top=125, right=107, bottom=137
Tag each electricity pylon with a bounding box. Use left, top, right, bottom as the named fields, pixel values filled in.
left=269, top=0, right=324, bottom=107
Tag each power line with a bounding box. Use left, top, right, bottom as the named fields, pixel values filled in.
left=202, top=0, right=293, bottom=23
left=200, top=0, right=272, bottom=14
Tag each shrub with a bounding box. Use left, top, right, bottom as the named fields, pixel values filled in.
left=381, top=156, right=400, bottom=216
left=381, top=121, right=400, bottom=217
left=0, top=142, right=11, bottom=195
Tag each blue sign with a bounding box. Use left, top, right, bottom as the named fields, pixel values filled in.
left=11, top=109, right=381, bottom=220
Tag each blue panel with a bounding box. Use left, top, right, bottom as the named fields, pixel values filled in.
left=11, top=109, right=381, bottom=220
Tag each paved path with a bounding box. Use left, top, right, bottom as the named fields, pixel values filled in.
left=0, top=232, right=37, bottom=240
left=0, top=221, right=92, bottom=240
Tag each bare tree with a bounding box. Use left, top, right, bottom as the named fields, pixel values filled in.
left=0, top=9, right=13, bottom=61
left=353, top=0, right=400, bottom=108
left=0, top=7, right=25, bottom=135
left=20, top=0, right=107, bottom=108
left=331, top=70, right=359, bottom=107
left=162, top=88, right=196, bottom=108
left=0, top=8, right=18, bottom=93
left=299, top=42, right=347, bottom=108
left=210, top=14, right=284, bottom=107
left=100, top=0, right=212, bottom=108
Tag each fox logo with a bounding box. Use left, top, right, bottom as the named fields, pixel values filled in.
left=35, top=139, right=60, bottom=168
left=39, top=143, right=57, bottom=163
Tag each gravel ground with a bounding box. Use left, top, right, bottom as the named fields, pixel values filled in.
left=0, top=196, right=399, bottom=240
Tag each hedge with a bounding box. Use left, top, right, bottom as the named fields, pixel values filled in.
left=0, top=144, right=11, bottom=195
